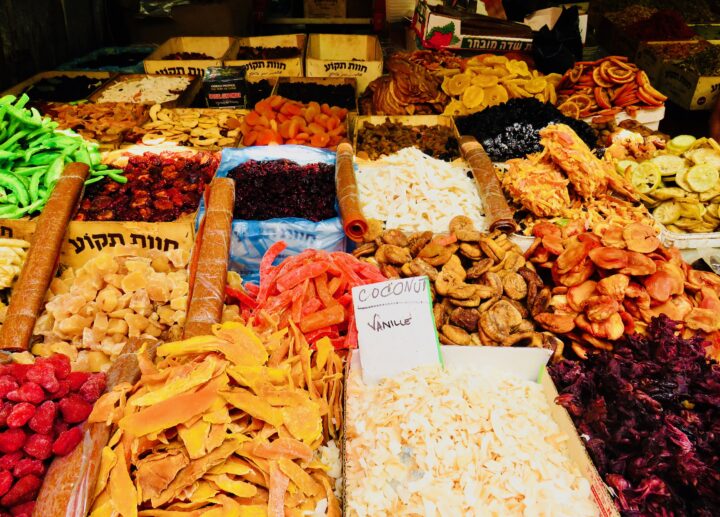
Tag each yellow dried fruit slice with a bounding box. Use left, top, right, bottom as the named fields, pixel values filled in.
left=483, top=85, right=509, bottom=106
left=631, top=161, right=662, bottom=194
left=524, top=77, right=547, bottom=94
left=441, top=76, right=454, bottom=96
left=506, top=59, right=530, bottom=77
left=484, top=55, right=509, bottom=65
left=653, top=201, right=681, bottom=225
left=472, top=75, right=498, bottom=88
left=462, top=85, right=485, bottom=109
left=447, top=73, right=472, bottom=96
left=686, top=164, right=719, bottom=193
left=443, top=100, right=469, bottom=116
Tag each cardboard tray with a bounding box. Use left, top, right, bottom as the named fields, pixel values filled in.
left=144, top=37, right=236, bottom=76
left=225, top=34, right=306, bottom=77
left=1, top=71, right=115, bottom=101
left=343, top=346, right=620, bottom=516
left=88, top=74, right=201, bottom=108
left=275, top=76, right=358, bottom=111
left=305, top=34, right=383, bottom=94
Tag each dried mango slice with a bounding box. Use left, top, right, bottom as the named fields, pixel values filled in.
left=315, top=337, right=332, bottom=370
left=135, top=449, right=190, bottom=503
left=132, top=359, right=218, bottom=407
left=206, top=474, right=258, bottom=498
left=178, top=420, right=211, bottom=459
left=282, top=401, right=322, bottom=444
left=222, top=389, right=284, bottom=427
left=278, top=459, right=322, bottom=497
left=253, top=438, right=313, bottom=462
left=213, top=322, right=270, bottom=366
left=93, top=446, right=117, bottom=501
left=109, top=443, right=138, bottom=517
left=268, top=462, right=289, bottom=517
left=483, top=55, right=508, bottom=65
left=483, top=85, right=509, bottom=106
left=446, top=73, right=472, bottom=96
left=187, top=481, right=219, bottom=503
left=227, top=365, right=287, bottom=391
left=156, top=336, right=251, bottom=367
left=90, top=490, right=114, bottom=517
left=208, top=456, right=253, bottom=476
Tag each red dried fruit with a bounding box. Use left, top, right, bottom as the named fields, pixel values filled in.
left=44, top=354, right=71, bottom=380
left=50, top=380, right=70, bottom=400
left=52, top=426, right=83, bottom=456
left=0, top=404, right=13, bottom=429
left=28, top=401, right=56, bottom=436
left=5, top=405, right=34, bottom=429
left=4, top=366, right=29, bottom=384
left=0, top=475, right=41, bottom=507
left=25, top=363, right=59, bottom=394
left=0, top=430, right=25, bottom=455
left=10, top=501, right=34, bottom=517
left=79, top=373, right=107, bottom=403
left=12, top=459, right=43, bottom=479
left=66, top=372, right=90, bottom=392
left=0, top=471, right=11, bottom=497
left=22, top=434, right=51, bottom=460
left=53, top=420, right=68, bottom=436
left=0, top=454, right=22, bottom=471
left=58, top=395, right=92, bottom=424
left=6, top=383, right=44, bottom=405
left=0, top=378, right=18, bottom=400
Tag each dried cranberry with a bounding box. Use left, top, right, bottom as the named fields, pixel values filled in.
left=79, top=374, right=106, bottom=403
left=6, top=383, right=44, bottom=405
left=0, top=430, right=25, bottom=454
left=52, top=427, right=83, bottom=456
left=0, top=378, right=18, bottom=400
left=66, top=372, right=90, bottom=392
left=0, top=454, right=22, bottom=471
left=0, top=471, right=11, bottom=497
left=5, top=405, right=34, bottom=429
left=12, top=459, right=43, bottom=479
left=58, top=395, right=92, bottom=424
left=9, top=501, right=34, bottom=517
left=28, top=401, right=55, bottom=435
left=0, top=475, right=41, bottom=507
left=22, top=434, right=51, bottom=460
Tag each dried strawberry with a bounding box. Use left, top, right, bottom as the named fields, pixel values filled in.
left=58, top=395, right=92, bottom=424
left=79, top=373, right=106, bottom=403
left=0, top=475, right=41, bottom=507
left=6, top=383, right=44, bottom=405
left=53, top=420, right=68, bottom=436
left=0, top=454, right=21, bottom=471
left=52, top=426, right=82, bottom=456
left=28, top=401, right=55, bottom=435
left=10, top=501, right=34, bottom=517
left=5, top=405, right=34, bottom=429
left=4, top=366, right=29, bottom=384
left=50, top=380, right=70, bottom=400
left=66, top=372, right=90, bottom=392
left=22, top=434, right=51, bottom=460
left=0, top=404, right=13, bottom=428
left=0, top=471, right=11, bottom=497
left=0, top=378, right=18, bottom=400
left=43, top=354, right=71, bottom=380
left=0, top=430, right=25, bottom=455
left=12, top=459, right=43, bottom=479
left=25, top=363, right=58, bottom=394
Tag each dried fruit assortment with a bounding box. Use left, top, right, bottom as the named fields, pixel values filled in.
left=441, top=54, right=560, bottom=116
left=33, top=250, right=189, bottom=372
left=94, top=75, right=193, bottom=104
left=228, top=159, right=336, bottom=221
left=0, top=354, right=105, bottom=516
left=527, top=221, right=720, bottom=360
left=356, top=217, right=562, bottom=355
left=240, top=96, right=348, bottom=149
left=76, top=151, right=218, bottom=222
left=124, top=105, right=243, bottom=148
left=87, top=321, right=343, bottom=515
left=355, top=120, right=459, bottom=161
left=556, top=56, right=667, bottom=120
left=276, top=81, right=356, bottom=111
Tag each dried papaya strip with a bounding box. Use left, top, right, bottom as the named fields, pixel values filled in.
left=276, top=262, right=330, bottom=292
left=299, top=305, right=345, bottom=333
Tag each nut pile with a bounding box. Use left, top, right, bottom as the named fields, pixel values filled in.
left=0, top=354, right=105, bottom=517
left=125, top=105, right=243, bottom=148
left=356, top=217, right=561, bottom=356
left=34, top=250, right=188, bottom=372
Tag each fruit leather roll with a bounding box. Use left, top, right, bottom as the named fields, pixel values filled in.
left=336, top=141, right=368, bottom=242
left=459, top=136, right=518, bottom=234
left=34, top=338, right=156, bottom=515
left=184, top=178, right=235, bottom=338
left=0, top=162, right=89, bottom=352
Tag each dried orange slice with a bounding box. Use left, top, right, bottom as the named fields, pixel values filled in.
left=446, top=73, right=472, bottom=96
left=558, top=101, right=581, bottom=118
left=461, top=85, right=485, bottom=109
left=483, top=85, right=509, bottom=106
left=471, top=74, right=498, bottom=88
left=593, top=67, right=614, bottom=88
left=506, top=59, right=530, bottom=77
left=568, top=65, right=584, bottom=83
left=569, top=93, right=593, bottom=112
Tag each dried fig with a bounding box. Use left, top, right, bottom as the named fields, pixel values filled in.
left=364, top=219, right=383, bottom=242
left=466, top=258, right=493, bottom=280
left=407, top=258, right=438, bottom=281
left=449, top=308, right=480, bottom=332
left=459, top=243, right=482, bottom=260
left=449, top=215, right=481, bottom=241
left=441, top=324, right=472, bottom=345
left=381, top=229, right=409, bottom=247
left=352, top=242, right=377, bottom=258
left=376, top=244, right=412, bottom=265
left=502, top=272, right=528, bottom=300
left=407, top=231, right=433, bottom=257
left=418, top=241, right=457, bottom=266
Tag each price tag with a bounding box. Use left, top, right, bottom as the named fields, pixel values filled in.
left=352, top=276, right=442, bottom=385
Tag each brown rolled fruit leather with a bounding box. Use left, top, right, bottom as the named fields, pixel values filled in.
left=0, top=162, right=89, bottom=351
left=458, top=136, right=518, bottom=234
left=34, top=338, right=157, bottom=516
left=183, top=177, right=235, bottom=338
left=336, top=141, right=368, bottom=242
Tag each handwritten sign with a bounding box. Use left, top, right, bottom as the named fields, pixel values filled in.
left=352, top=276, right=442, bottom=385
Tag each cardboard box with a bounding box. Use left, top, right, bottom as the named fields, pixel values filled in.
left=413, top=1, right=533, bottom=53
left=305, top=34, right=383, bottom=94
left=635, top=40, right=712, bottom=86
left=225, top=34, right=306, bottom=78
left=89, top=74, right=201, bottom=107
left=0, top=220, right=36, bottom=242
left=276, top=77, right=358, bottom=111
left=144, top=37, right=236, bottom=76
left=304, top=0, right=346, bottom=18
left=661, top=63, right=720, bottom=110
left=344, top=346, right=620, bottom=516
left=0, top=71, right=114, bottom=101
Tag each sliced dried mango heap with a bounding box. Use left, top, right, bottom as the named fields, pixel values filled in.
left=88, top=320, right=343, bottom=516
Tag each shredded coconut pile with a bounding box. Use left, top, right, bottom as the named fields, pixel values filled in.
left=345, top=365, right=598, bottom=517
left=355, top=147, right=486, bottom=233
left=97, top=76, right=192, bottom=104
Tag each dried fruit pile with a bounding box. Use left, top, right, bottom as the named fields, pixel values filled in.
left=627, top=9, right=696, bottom=41
left=528, top=221, right=720, bottom=360
left=0, top=239, right=28, bottom=290
left=95, top=75, right=192, bottom=104
left=240, top=96, right=348, bottom=149
left=234, top=46, right=301, bottom=59
left=441, top=54, right=560, bottom=116
left=356, top=120, right=459, bottom=161
left=556, top=56, right=667, bottom=120
left=161, top=52, right=215, bottom=60
left=34, top=250, right=189, bottom=372
left=406, top=49, right=464, bottom=76
left=276, top=81, right=356, bottom=111
left=76, top=151, right=218, bottom=222
left=22, top=75, right=107, bottom=104
left=551, top=316, right=720, bottom=515
left=228, top=159, right=336, bottom=222
left=228, top=242, right=386, bottom=349
left=87, top=321, right=343, bottom=515
left=356, top=217, right=562, bottom=355
left=678, top=44, right=720, bottom=78
left=0, top=354, right=105, bottom=516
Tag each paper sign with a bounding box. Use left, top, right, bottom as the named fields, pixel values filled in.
left=352, top=276, right=442, bottom=385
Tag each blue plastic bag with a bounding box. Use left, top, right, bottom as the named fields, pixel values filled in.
left=197, top=146, right=346, bottom=277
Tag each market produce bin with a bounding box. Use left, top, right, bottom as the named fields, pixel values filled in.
left=305, top=34, right=383, bottom=94
left=225, top=34, right=306, bottom=77
left=144, top=37, right=236, bottom=76
left=1, top=71, right=115, bottom=103
left=352, top=115, right=457, bottom=156
left=661, top=62, right=720, bottom=110
left=89, top=74, right=201, bottom=108
left=275, top=77, right=358, bottom=111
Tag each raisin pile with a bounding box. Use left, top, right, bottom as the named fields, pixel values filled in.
left=76, top=151, right=219, bottom=222
left=229, top=159, right=336, bottom=222
left=0, top=355, right=105, bottom=516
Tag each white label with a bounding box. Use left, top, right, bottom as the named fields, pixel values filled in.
left=352, top=276, right=442, bottom=385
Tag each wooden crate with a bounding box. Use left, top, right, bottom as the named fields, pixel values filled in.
left=0, top=71, right=114, bottom=101
left=305, top=34, right=383, bottom=94
left=275, top=76, right=358, bottom=111
left=89, top=74, right=202, bottom=108
left=225, top=34, right=306, bottom=77
left=144, top=37, right=236, bottom=76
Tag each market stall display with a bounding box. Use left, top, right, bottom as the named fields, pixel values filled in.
left=246, top=78, right=275, bottom=106
left=91, top=75, right=194, bottom=105
left=124, top=106, right=243, bottom=148
left=276, top=79, right=356, bottom=111
left=0, top=238, right=30, bottom=329
left=355, top=118, right=459, bottom=161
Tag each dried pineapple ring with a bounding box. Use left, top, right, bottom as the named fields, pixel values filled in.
left=483, top=85, right=509, bottom=106
left=443, top=100, right=469, bottom=116
left=524, top=78, right=547, bottom=94
left=447, top=73, right=472, bottom=96
left=441, top=76, right=454, bottom=96
left=483, top=55, right=508, bottom=65
left=461, top=85, right=485, bottom=109
left=506, top=60, right=530, bottom=77
left=472, top=75, right=498, bottom=88
left=653, top=202, right=681, bottom=225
